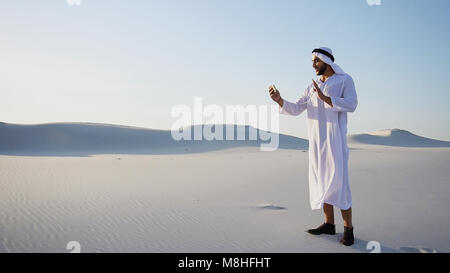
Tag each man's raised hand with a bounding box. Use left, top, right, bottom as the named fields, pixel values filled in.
left=312, top=80, right=322, bottom=96
left=312, top=79, right=333, bottom=107
left=269, top=85, right=281, bottom=103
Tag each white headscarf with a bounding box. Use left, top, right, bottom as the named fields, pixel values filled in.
left=312, top=47, right=345, bottom=75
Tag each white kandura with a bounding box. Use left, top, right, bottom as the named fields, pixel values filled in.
left=279, top=73, right=358, bottom=210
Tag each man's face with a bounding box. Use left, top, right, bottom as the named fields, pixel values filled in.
left=312, top=56, right=327, bottom=75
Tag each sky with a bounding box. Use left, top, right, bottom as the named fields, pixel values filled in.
left=1, top=0, right=450, bottom=141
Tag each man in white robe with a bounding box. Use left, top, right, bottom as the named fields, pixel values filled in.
left=268, top=47, right=358, bottom=246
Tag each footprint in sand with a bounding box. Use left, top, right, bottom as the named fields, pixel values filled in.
left=256, top=204, right=287, bottom=210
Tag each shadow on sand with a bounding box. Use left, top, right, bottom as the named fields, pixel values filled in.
left=313, top=232, right=401, bottom=253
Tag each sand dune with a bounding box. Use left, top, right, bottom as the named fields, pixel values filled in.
left=0, top=122, right=307, bottom=156
left=1, top=122, right=449, bottom=252
left=2, top=122, right=449, bottom=156
left=348, top=129, right=450, bottom=147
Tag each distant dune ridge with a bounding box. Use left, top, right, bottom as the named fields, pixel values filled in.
left=0, top=122, right=307, bottom=156
left=0, top=123, right=449, bottom=156
left=348, top=128, right=450, bottom=148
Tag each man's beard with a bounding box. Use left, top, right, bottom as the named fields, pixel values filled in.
left=316, top=64, right=326, bottom=75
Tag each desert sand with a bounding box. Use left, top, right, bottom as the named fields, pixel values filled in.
left=0, top=123, right=449, bottom=253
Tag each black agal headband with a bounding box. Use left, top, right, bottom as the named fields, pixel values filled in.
left=312, top=48, right=335, bottom=62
